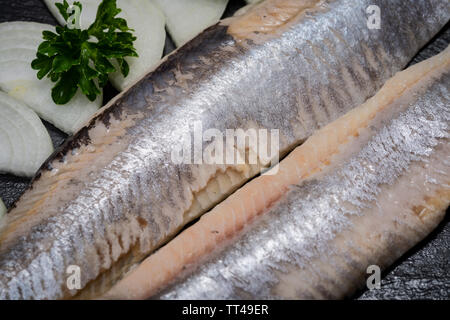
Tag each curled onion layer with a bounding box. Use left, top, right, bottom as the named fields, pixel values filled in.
left=0, top=91, right=53, bottom=177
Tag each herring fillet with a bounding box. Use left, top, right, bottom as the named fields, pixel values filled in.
left=104, top=45, right=450, bottom=300
left=153, top=46, right=450, bottom=300
left=0, top=0, right=448, bottom=300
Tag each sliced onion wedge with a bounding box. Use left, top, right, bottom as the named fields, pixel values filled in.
left=0, top=22, right=102, bottom=134
left=0, top=91, right=53, bottom=177
left=45, top=0, right=166, bottom=91
left=152, top=0, right=228, bottom=47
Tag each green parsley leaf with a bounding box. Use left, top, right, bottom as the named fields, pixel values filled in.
left=32, top=0, right=138, bottom=105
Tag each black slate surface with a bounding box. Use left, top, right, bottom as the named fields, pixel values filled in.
left=0, top=0, right=448, bottom=300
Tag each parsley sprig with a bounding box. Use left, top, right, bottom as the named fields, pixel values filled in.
left=32, top=0, right=138, bottom=104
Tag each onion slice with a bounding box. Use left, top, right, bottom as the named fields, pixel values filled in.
left=0, top=91, right=53, bottom=177
left=44, top=0, right=166, bottom=91
left=0, top=22, right=102, bottom=134
left=152, top=0, right=228, bottom=47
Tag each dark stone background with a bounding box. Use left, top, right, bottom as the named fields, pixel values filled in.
left=0, top=0, right=448, bottom=299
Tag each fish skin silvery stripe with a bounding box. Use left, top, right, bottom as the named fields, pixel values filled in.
left=159, top=73, right=450, bottom=299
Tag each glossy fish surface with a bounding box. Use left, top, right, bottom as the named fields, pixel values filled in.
left=155, top=47, right=450, bottom=299
left=0, top=0, right=448, bottom=299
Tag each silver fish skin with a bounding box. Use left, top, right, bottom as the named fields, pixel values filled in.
left=158, top=59, right=450, bottom=300
left=0, top=0, right=448, bottom=299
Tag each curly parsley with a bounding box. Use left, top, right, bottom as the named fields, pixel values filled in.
left=32, top=0, right=138, bottom=104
